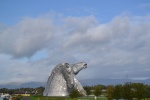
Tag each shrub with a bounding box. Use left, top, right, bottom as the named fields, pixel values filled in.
left=69, top=89, right=83, bottom=98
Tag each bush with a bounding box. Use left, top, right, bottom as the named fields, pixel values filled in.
left=94, top=86, right=101, bottom=96
left=69, top=89, right=83, bottom=98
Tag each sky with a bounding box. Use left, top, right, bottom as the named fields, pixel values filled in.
left=0, top=0, right=150, bottom=84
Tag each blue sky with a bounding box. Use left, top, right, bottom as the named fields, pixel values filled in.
left=1, top=0, right=150, bottom=25
left=0, top=0, right=150, bottom=84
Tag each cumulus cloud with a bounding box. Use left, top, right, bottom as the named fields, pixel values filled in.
left=0, top=15, right=57, bottom=58
left=0, top=13, right=150, bottom=83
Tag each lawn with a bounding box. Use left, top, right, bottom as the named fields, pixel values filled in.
left=30, top=95, right=108, bottom=100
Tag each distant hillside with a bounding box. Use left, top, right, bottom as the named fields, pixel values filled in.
left=80, top=78, right=150, bottom=86
left=0, top=78, right=150, bottom=89
left=0, top=82, right=46, bottom=89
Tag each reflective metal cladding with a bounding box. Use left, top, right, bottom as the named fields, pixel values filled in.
left=43, top=62, right=87, bottom=96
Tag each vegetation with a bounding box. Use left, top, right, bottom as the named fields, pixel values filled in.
left=30, top=95, right=107, bottom=100
left=0, top=86, right=44, bottom=95
left=113, top=84, right=122, bottom=100
left=12, top=95, right=23, bottom=100
left=30, top=95, right=68, bottom=100
left=105, top=82, right=150, bottom=100
left=84, top=86, right=91, bottom=95
left=106, top=85, right=114, bottom=100
left=94, top=86, right=101, bottom=96
left=69, top=89, right=83, bottom=98
left=0, top=83, right=150, bottom=100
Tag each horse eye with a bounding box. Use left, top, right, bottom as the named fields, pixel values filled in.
left=66, top=65, right=69, bottom=68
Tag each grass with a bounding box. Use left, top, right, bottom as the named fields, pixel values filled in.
left=30, top=95, right=150, bottom=100
left=30, top=95, right=108, bottom=100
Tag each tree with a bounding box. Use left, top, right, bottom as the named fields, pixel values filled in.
left=69, top=89, right=83, bottom=98
left=0, top=88, right=8, bottom=93
left=35, top=86, right=45, bottom=94
left=145, top=85, right=150, bottom=99
left=84, top=86, right=91, bottom=95
left=94, top=86, right=101, bottom=97
left=107, top=85, right=114, bottom=100
left=132, top=83, right=146, bottom=100
left=113, top=84, right=123, bottom=100
left=122, top=82, right=133, bottom=100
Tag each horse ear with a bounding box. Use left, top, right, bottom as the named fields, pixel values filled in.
left=62, top=62, right=70, bottom=68
left=62, top=63, right=65, bottom=66
left=62, top=62, right=69, bottom=66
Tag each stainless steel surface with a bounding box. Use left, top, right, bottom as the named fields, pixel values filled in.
left=43, top=62, right=87, bottom=96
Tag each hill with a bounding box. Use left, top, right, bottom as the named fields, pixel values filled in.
left=0, top=82, right=46, bottom=89
left=0, top=78, right=150, bottom=89
left=80, top=78, right=150, bottom=86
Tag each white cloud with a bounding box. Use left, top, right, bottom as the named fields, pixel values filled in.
left=0, top=14, right=150, bottom=83
left=0, top=15, right=57, bottom=58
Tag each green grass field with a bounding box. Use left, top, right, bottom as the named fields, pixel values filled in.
left=30, top=95, right=108, bottom=100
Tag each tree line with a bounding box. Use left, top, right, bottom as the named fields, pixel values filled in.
left=0, top=86, right=44, bottom=95
left=83, top=82, right=150, bottom=100
left=0, top=83, right=150, bottom=100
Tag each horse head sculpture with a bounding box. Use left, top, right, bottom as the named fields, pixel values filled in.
left=43, top=62, right=87, bottom=96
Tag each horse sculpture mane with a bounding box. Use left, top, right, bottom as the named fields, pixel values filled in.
left=43, top=62, right=87, bottom=96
